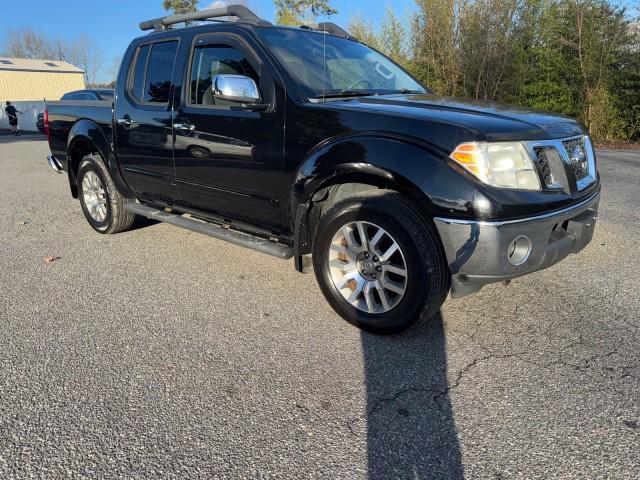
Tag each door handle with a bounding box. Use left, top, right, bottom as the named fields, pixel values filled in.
left=116, top=117, right=133, bottom=127
left=174, top=122, right=195, bottom=132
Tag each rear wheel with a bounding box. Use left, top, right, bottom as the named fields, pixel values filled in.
left=77, top=154, right=135, bottom=234
left=313, top=191, right=450, bottom=334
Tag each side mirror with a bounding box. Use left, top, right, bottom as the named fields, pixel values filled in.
left=214, top=74, right=261, bottom=104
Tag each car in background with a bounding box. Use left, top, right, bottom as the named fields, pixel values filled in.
left=36, top=112, right=45, bottom=133
left=60, top=89, right=114, bottom=101
left=35, top=89, right=114, bottom=133
left=35, top=89, right=114, bottom=132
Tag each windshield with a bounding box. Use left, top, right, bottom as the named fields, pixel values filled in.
left=257, top=28, right=427, bottom=99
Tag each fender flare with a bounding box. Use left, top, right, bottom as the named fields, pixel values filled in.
left=66, top=119, right=134, bottom=199
left=289, top=133, right=472, bottom=269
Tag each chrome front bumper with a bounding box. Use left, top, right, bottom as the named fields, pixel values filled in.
left=434, top=191, right=600, bottom=298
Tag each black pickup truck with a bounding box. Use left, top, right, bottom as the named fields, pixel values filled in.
left=44, top=5, right=600, bottom=334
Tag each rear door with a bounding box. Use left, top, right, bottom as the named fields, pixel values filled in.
left=114, top=39, right=180, bottom=202
left=172, top=33, right=286, bottom=228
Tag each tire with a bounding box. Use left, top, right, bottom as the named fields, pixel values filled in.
left=77, top=154, right=135, bottom=234
left=312, top=191, right=450, bottom=334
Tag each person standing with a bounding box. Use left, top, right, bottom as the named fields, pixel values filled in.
left=5, top=101, right=21, bottom=136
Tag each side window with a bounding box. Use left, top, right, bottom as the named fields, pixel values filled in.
left=189, top=45, right=259, bottom=106
left=129, top=44, right=150, bottom=102
left=128, top=41, right=178, bottom=104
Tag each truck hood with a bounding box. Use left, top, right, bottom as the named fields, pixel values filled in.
left=321, top=94, right=585, bottom=142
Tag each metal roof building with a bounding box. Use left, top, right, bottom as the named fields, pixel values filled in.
left=0, top=57, right=86, bottom=101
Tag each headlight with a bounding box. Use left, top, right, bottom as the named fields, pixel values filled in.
left=450, top=142, right=541, bottom=191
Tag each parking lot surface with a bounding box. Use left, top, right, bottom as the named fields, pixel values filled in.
left=0, top=136, right=638, bottom=479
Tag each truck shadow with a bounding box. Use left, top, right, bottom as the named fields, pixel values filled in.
left=361, top=312, right=463, bottom=479
left=129, top=216, right=159, bottom=232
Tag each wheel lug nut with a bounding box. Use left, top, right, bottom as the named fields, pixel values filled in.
left=364, top=253, right=369, bottom=258
left=362, top=270, right=368, bottom=275
left=376, top=266, right=382, bottom=272
left=372, top=274, right=377, bottom=279
left=373, top=256, right=378, bottom=262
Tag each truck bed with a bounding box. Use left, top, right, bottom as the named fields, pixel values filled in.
left=45, top=100, right=113, bottom=172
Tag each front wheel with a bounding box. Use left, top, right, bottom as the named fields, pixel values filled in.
left=313, top=191, right=450, bottom=334
left=77, top=154, right=135, bottom=234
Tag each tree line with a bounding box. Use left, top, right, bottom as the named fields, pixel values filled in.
left=202, top=0, right=640, bottom=142
left=347, top=0, right=640, bottom=143
left=3, top=0, right=637, bottom=141
left=2, top=28, right=107, bottom=87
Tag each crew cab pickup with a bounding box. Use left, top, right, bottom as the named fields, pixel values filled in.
left=44, top=5, right=600, bottom=334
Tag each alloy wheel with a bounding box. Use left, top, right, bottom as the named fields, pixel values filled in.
left=81, top=170, right=108, bottom=223
left=328, top=221, right=408, bottom=314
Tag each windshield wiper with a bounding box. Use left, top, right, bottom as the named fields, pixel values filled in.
left=313, top=90, right=379, bottom=99
left=379, top=89, right=424, bottom=95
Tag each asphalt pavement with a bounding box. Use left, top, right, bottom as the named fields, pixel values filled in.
left=0, top=135, right=638, bottom=479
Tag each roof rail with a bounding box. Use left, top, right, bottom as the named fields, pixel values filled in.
left=140, top=5, right=271, bottom=32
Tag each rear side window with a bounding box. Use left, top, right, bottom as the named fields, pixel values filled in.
left=130, top=45, right=150, bottom=102
left=144, top=41, right=178, bottom=103
left=129, top=41, right=178, bottom=104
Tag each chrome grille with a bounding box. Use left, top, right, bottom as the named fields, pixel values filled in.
left=535, top=148, right=553, bottom=186
left=533, top=146, right=570, bottom=192
left=562, top=137, right=590, bottom=181
left=525, top=135, right=596, bottom=192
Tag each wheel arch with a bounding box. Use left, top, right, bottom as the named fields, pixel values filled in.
left=290, top=134, right=452, bottom=271
left=66, top=120, right=134, bottom=199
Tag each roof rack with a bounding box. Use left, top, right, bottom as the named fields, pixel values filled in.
left=140, top=4, right=271, bottom=32
left=314, top=22, right=351, bottom=39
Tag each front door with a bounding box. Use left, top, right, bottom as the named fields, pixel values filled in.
left=114, top=39, right=179, bottom=202
left=172, top=35, right=286, bottom=228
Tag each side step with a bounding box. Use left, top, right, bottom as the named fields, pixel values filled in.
left=125, top=203, right=294, bottom=260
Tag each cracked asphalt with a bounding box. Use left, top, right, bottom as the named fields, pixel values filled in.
left=0, top=136, right=638, bottom=479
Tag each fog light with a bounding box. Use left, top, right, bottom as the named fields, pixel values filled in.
left=508, top=236, right=532, bottom=265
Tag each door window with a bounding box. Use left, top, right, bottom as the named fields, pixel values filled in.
left=189, top=45, right=259, bottom=106
left=128, top=41, right=178, bottom=104
left=129, top=45, right=150, bottom=103
left=144, top=41, right=179, bottom=103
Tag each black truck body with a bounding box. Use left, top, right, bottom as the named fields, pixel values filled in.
left=45, top=6, right=600, bottom=333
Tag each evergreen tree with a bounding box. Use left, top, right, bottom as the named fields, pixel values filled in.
left=275, top=0, right=337, bottom=26
left=163, top=0, right=198, bottom=15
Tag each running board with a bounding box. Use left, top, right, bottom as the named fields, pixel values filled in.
left=125, top=203, right=293, bottom=260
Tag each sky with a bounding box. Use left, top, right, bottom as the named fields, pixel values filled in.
left=0, top=0, right=417, bottom=83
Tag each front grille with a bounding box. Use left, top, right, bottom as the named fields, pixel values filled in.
left=535, top=148, right=553, bottom=186
left=533, top=146, right=569, bottom=192
left=526, top=135, right=595, bottom=193
left=562, top=137, right=590, bottom=181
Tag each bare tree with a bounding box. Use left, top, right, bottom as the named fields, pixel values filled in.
left=380, top=8, right=409, bottom=63
left=66, top=34, right=105, bottom=86
left=3, top=28, right=57, bottom=59
left=348, top=16, right=380, bottom=49
left=412, top=0, right=468, bottom=96
left=2, top=28, right=105, bottom=86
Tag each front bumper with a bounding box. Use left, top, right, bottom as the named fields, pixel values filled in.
left=434, top=190, right=600, bottom=298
